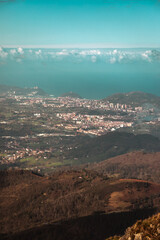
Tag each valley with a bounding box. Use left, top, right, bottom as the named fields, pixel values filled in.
left=0, top=85, right=160, bottom=239
left=0, top=85, right=160, bottom=174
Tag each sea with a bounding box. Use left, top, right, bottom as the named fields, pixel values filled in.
left=0, top=47, right=160, bottom=99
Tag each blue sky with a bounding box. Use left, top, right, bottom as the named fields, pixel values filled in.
left=0, top=0, right=160, bottom=48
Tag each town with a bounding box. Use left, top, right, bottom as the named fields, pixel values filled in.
left=0, top=92, right=160, bottom=171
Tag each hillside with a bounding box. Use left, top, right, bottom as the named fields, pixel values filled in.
left=60, top=91, right=82, bottom=98
left=1, top=210, right=157, bottom=240
left=0, top=170, right=160, bottom=240
left=0, top=84, right=47, bottom=96
left=88, top=151, right=160, bottom=183
left=103, top=91, right=160, bottom=107
left=106, top=212, right=160, bottom=240
left=65, top=132, right=160, bottom=164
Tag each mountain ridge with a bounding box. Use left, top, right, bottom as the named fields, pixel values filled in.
left=0, top=84, right=47, bottom=97
left=1, top=83, right=160, bottom=102
left=103, top=91, right=160, bottom=107
left=88, top=151, right=160, bottom=183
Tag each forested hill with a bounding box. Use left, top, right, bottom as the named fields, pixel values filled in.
left=103, top=91, right=160, bottom=107
left=88, top=151, right=160, bottom=183
left=65, top=132, right=160, bottom=164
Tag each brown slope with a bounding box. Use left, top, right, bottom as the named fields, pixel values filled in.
left=0, top=169, right=160, bottom=236
left=88, top=151, right=160, bottom=183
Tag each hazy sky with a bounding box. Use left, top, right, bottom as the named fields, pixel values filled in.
left=0, top=0, right=160, bottom=48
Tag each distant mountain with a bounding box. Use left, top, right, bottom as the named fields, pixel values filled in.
left=65, top=132, right=160, bottom=164
left=0, top=169, right=159, bottom=240
left=103, top=91, right=160, bottom=107
left=60, top=91, right=82, bottom=98
left=88, top=151, right=160, bottom=183
left=0, top=84, right=47, bottom=97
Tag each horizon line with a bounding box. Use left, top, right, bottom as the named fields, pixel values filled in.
left=1, top=43, right=160, bottom=49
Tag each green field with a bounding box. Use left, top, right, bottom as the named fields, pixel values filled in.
left=19, top=156, right=74, bottom=168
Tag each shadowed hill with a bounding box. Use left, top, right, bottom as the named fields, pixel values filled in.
left=1, top=209, right=156, bottom=240
left=106, top=212, right=160, bottom=240
left=65, top=132, right=160, bottom=164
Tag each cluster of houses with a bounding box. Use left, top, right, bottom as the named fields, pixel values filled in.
left=0, top=148, right=52, bottom=165
left=56, top=112, right=133, bottom=136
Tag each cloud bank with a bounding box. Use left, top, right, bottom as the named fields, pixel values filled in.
left=0, top=47, right=160, bottom=64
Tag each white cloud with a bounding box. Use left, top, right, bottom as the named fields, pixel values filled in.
left=0, top=47, right=8, bottom=58
left=113, top=49, right=118, bottom=55
left=79, top=49, right=101, bottom=56
left=35, top=49, right=42, bottom=55
left=141, top=53, right=148, bottom=58
left=118, top=55, right=124, bottom=62
left=91, top=56, right=97, bottom=63
left=79, top=50, right=87, bottom=56
left=17, top=47, right=24, bottom=54
left=10, top=49, right=17, bottom=55
left=56, top=49, right=69, bottom=56
left=90, top=50, right=101, bottom=55
left=141, top=50, right=152, bottom=62
left=2, top=47, right=160, bottom=64
left=110, top=57, right=116, bottom=64
left=70, top=49, right=76, bottom=55
left=106, top=51, right=112, bottom=56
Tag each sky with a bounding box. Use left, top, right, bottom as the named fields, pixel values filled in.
left=0, top=0, right=160, bottom=48
left=0, top=0, right=160, bottom=98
